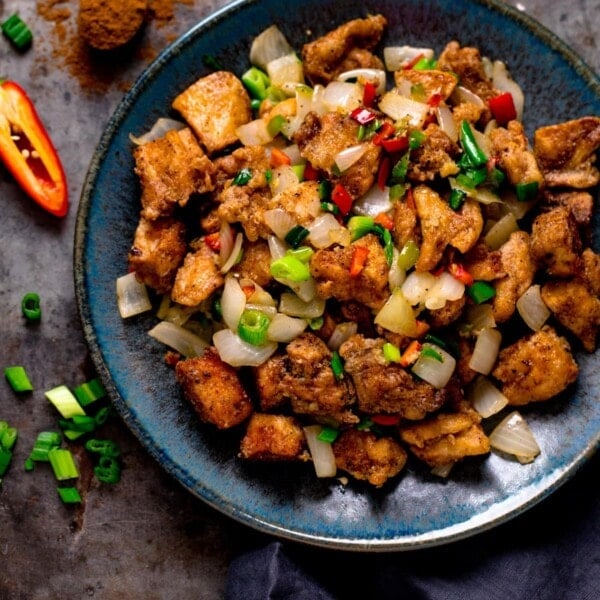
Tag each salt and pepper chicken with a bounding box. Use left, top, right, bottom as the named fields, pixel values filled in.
left=127, top=15, right=600, bottom=487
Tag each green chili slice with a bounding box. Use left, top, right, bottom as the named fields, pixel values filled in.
left=467, top=281, right=496, bottom=304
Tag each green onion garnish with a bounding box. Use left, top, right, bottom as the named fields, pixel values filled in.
left=420, top=346, right=443, bottom=362
left=94, top=406, right=112, bottom=427
left=516, top=181, right=539, bottom=202
left=21, top=292, right=41, bottom=321
left=29, top=431, right=61, bottom=462
left=398, top=240, right=420, bottom=271
left=467, top=281, right=497, bottom=304
left=382, top=342, right=402, bottom=363
left=241, top=66, right=270, bottom=100
left=73, top=378, right=106, bottom=407
left=0, top=425, right=18, bottom=451
left=237, top=309, right=271, bottom=346
left=47, top=448, right=79, bottom=480
left=267, top=114, right=286, bottom=137
left=0, top=448, right=13, bottom=478
left=286, top=246, right=314, bottom=263
left=270, top=255, right=311, bottom=282
left=459, top=120, right=488, bottom=167
left=94, top=456, right=121, bottom=484
left=45, top=385, right=86, bottom=418
left=57, top=486, right=82, bottom=504
left=1, top=14, right=33, bottom=51
left=284, top=225, right=310, bottom=248
left=448, top=188, right=466, bottom=210
left=85, top=439, right=121, bottom=458
left=4, top=365, right=34, bottom=393
left=233, top=168, right=252, bottom=186
left=331, top=351, right=345, bottom=381
left=317, top=426, right=339, bottom=443
left=409, top=130, right=426, bottom=149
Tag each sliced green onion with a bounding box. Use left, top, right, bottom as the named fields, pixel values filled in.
left=1, top=14, right=33, bottom=51
left=286, top=246, right=314, bottom=263
left=467, top=281, right=496, bottom=304
left=47, top=448, right=79, bottom=480
left=331, top=351, right=345, bottom=381
left=516, top=181, right=539, bottom=202
left=85, top=439, right=121, bottom=458
left=317, top=426, right=339, bottom=443
left=413, top=57, right=437, bottom=70
left=29, top=431, right=62, bottom=462
left=24, top=456, right=35, bottom=471
left=318, top=180, right=332, bottom=201
left=233, top=168, right=252, bottom=186
left=59, top=415, right=96, bottom=433
left=0, top=448, right=13, bottom=478
left=398, top=240, right=420, bottom=271
left=420, top=346, right=443, bottom=362
left=4, top=365, right=33, bottom=393
left=459, top=120, right=488, bottom=167
left=94, top=456, right=121, bottom=484
left=382, top=342, right=401, bottom=363
left=21, top=292, right=41, bottom=321
left=409, top=130, right=426, bottom=149
left=241, top=66, right=270, bottom=100
left=267, top=114, right=286, bottom=137
left=73, top=378, right=106, bottom=407
left=270, top=255, right=310, bottom=282
left=0, top=426, right=18, bottom=451
left=347, top=215, right=375, bottom=240
left=284, top=225, right=310, bottom=248
left=448, top=188, right=466, bottom=210
left=57, top=487, right=82, bottom=504
left=237, top=309, right=271, bottom=346
left=45, top=385, right=86, bottom=418
left=63, top=430, right=86, bottom=442
left=94, top=406, right=112, bottom=427
left=424, top=333, right=448, bottom=351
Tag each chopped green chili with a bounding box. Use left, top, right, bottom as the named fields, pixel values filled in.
left=331, top=351, right=345, bottom=381
left=267, top=114, right=286, bottom=137
left=237, top=309, right=271, bottom=346
left=57, top=486, right=82, bottom=504
left=448, top=188, right=467, bottom=210
left=73, top=378, right=106, bottom=407
left=382, top=342, right=401, bottom=363
left=284, top=225, right=310, bottom=248
left=467, top=281, right=497, bottom=304
left=270, top=255, right=310, bottom=282
left=409, top=130, right=426, bottom=149
left=347, top=215, right=375, bottom=241
left=47, top=448, right=79, bottom=480
left=459, top=120, right=488, bottom=167
left=241, top=66, right=270, bottom=100
left=398, top=240, right=420, bottom=271
left=21, top=292, right=41, bottom=321
left=516, top=180, right=539, bottom=202
left=232, top=168, right=252, bottom=186
left=1, top=14, right=33, bottom=51
left=4, top=365, right=33, bottom=393
left=317, top=426, right=339, bottom=443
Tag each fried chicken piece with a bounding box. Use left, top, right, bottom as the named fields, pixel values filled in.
left=231, top=239, right=273, bottom=287
left=428, top=295, right=467, bottom=329
left=541, top=189, right=594, bottom=228
left=128, top=216, right=187, bottom=294
left=338, top=335, right=446, bottom=420
left=133, top=127, right=215, bottom=220
left=408, top=123, right=460, bottom=182
left=491, top=326, right=579, bottom=405
left=399, top=409, right=490, bottom=467
left=239, top=414, right=307, bottom=461
left=541, top=280, right=600, bottom=352
left=530, top=206, right=582, bottom=277
left=582, top=248, right=600, bottom=296
left=391, top=197, right=420, bottom=249
left=302, top=15, right=387, bottom=85
left=534, top=116, right=600, bottom=188
left=492, top=231, right=536, bottom=323
left=332, top=429, right=407, bottom=487
left=310, top=234, right=390, bottom=310
left=171, top=240, right=224, bottom=306
left=394, top=69, right=459, bottom=104
left=172, top=71, right=252, bottom=155
left=413, top=185, right=483, bottom=272
left=175, top=348, right=253, bottom=429
left=293, top=111, right=382, bottom=199
left=462, top=242, right=505, bottom=281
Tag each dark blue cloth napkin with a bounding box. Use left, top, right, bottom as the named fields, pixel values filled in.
left=226, top=451, right=599, bottom=600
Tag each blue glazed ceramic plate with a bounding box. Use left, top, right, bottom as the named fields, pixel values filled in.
left=75, top=0, right=600, bottom=550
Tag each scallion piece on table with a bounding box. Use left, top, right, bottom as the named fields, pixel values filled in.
left=73, top=378, right=106, bottom=407
left=467, top=281, right=496, bottom=304
left=57, top=486, right=82, bottom=504
left=4, top=365, right=34, bottom=392
left=94, top=456, right=121, bottom=484
left=1, top=14, right=33, bottom=51
left=85, top=439, right=120, bottom=458
left=29, top=431, right=62, bottom=462
left=0, top=448, right=13, bottom=478
left=59, top=415, right=96, bottom=433
left=47, top=448, right=79, bottom=480
left=45, top=385, right=86, bottom=418
left=237, top=309, right=271, bottom=346
left=93, top=406, right=112, bottom=427
left=0, top=426, right=18, bottom=451
left=21, top=292, right=41, bottom=321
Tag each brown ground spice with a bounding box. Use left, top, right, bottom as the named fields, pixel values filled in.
left=35, top=0, right=195, bottom=93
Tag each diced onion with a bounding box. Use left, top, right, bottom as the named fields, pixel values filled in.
left=129, top=118, right=186, bottom=145
left=379, top=91, right=429, bottom=127
left=388, top=247, right=406, bottom=290
left=218, top=221, right=235, bottom=267
left=280, top=276, right=318, bottom=303
left=451, top=85, right=484, bottom=107
left=116, top=272, right=152, bottom=318
left=337, top=68, right=386, bottom=95
left=220, top=232, right=244, bottom=274
left=468, top=327, right=502, bottom=375
left=489, top=411, right=541, bottom=462
left=424, top=272, right=465, bottom=310
left=250, top=25, right=294, bottom=71
left=236, top=118, right=274, bottom=146
left=213, top=328, right=277, bottom=367
left=327, top=322, right=358, bottom=351
left=401, top=271, right=437, bottom=307
left=484, top=212, right=519, bottom=250
left=383, top=46, right=434, bottom=71
left=411, top=343, right=456, bottom=389
left=155, top=297, right=197, bottom=326
left=516, top=285, right=550, bottom=331
left=303, top=425, right=337, bottom=478
left=264, top=208, right=296, bottom=239
left=267, top=313, right=307, bottom=342
left=492, top=60, right=524, bottom=121
left=449, top=177, right=501, bottom=205
left=334, top=144, right=368, bottom=172
left=468, top=376, right=508, bottom=418
left=221, top=275, right=246, bottom=330
left=267, top=53, right=304, bottom=87
left=148, top=321, right=209, bottom=357
left=352, top=184, right=393, bottom=216
left=321, top=81, right=363, bottom=112
left=374, top=288, right=417, bottom=336
left=464, top=303, right=496, bottom=333
left=279, top=292, right=325, bottom=319
left=267, top=234, right=288, bottom=260
left=436, top=105, right=458, bottom=142
left=430, top=462, right=454, bottom=478
left=269, top=165, right=300, bottom=195
left=308, top=213, right=348, bottom=249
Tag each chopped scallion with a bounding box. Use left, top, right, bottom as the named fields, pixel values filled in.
left=4, top=365, right=33, bottom=393
left=45, top=385, right=86, bottom=418
left=317, top=426, right=339, bottom=443
left=232, top=168, right=252, bottom=186
left=21, top=292, right=41, bottom=321
left=47, top=448, right=79, bottom=480
left=94, top=456, right=121, bottom=484
left=73, top=378, right=106, bottom=407
left=1, top=14, right=33, bottom=51
left=270, top=255, right=310, bottom=282
left=237, top=309, right=271, bottom=346
left=29, top=431, right=61, bottom=462
left=516, top=181, right=539, bottom=202
left=0, top=448, right=13, bottom=478
left=382, top=342, right=401, bottom=363
left=331, top=351, right=344, bottom=381
left=467, top=281, right=497, bottom=304
left=57, top=486, right=82, bottom=504
left=85, top=439, right=120, bottom=458
left=284, top=225, right=310, bottom=248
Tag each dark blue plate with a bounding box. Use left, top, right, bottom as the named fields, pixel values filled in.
left=74, top=0, right=600, bottom=550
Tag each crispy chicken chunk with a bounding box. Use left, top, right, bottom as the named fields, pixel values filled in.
left=408, top=123, right=460, bottom=182
left=399, top=409, right=490, bottom=467
left=128, top=217, right=187, bottom=294
left=293, top=111, right=382, bottom=200
left=534, top=116, right=600, bottom=188
left=493, top=231, right=536, bottom=322
left=413, top=185, right=483, bottom=272
left=338, top=335, right=446, bottom=420
left=310, top=234, right=390, bottom=310
left=172, top=71, right=252, bottom=155
left=541, top=190, right=594, bottom=228
left=239, top=414, right=307, bottom=461
left=541, top=280, right=600, bottom=352
left=175, top=348, right=253, bottom=429
left=489, top=121, right=544, bottom=188
left=133, top=127, right=215, bottom=220
left=301, top=15, right=387, bottom=85
left=394, top=69, right=458, bottom=104
left=491, top=326, right=579, bottom=405
left=171, top=241, right=224, bottom=306
left=530, top=206, right=582, bottom=277
left=463, top=242, right=505, bottom=281
left=332, top=429, right=407, bottom=487
left=582, top=248, right=600, bottom=296
left=391, top=196, right=420, bottom=248
left=231, top=239, right=273, bottom=287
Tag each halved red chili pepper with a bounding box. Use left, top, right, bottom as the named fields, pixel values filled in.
left=331, top=182, right=353, bottom=215
left=0, top=81, right=68, bottom=217
left=381, top=136, right=409, bottom=154
left=488, top=92, right=517, bottom=126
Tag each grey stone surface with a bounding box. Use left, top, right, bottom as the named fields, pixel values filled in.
left=0, top=1, right=597, bottom=598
